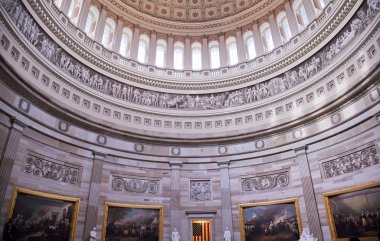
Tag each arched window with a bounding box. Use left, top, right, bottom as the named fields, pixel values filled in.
left=137, top=34, right=150, bottom=63
left=243, top=31, right=256, bottom=60
left=191, top=42, right=202, bottom=71
left=120, top=27, right=132, bottom=57
left=209, top=41, right=220, bottom=69
left=173, top=41, right=184, bottom=70
left=101, top=18, right=116, bottom=49
left=84, top=6, right=99, bottom=39
left=293, top=0, right=309, bottom=29
left=155, top=39, right=167, bottom=68
left=226, top=36, right=238, bottom=66
left=260, top=23, right=274, bottom=52
left=54, top=0, right=63, bottom=9
left=67, top=0, right=83, bottom=25
left=277, top=12, right=292, bottom=42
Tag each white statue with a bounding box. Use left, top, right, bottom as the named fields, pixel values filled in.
left=224, top=227, right=232, bottom=241
left=299, top=230, right=318, bottom=241
left=172, top=228, right=180, bottom=241
left=90, top=227, right=96, bottom=241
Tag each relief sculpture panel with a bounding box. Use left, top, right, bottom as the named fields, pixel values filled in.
left=190, top=180, right=211, bottom=201
left=112, top=175, right=160, bottom=194
left=241, top=170, right=289, bottom=191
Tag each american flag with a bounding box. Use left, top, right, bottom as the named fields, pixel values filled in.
left=192, top=220, right=210, bottom=241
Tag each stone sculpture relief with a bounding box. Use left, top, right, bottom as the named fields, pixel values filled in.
left=2, top=0, right=379, bottom=111
left=241, top=171, right=289, bottom=191
left=24, top=154, right=80, bottom=184
left=322, top=145, right=379, bottom=178
left=190, top=180, right=211, bottom=201
left=112, top=176, right=160, bottom=194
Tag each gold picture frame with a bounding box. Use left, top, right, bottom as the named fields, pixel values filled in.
left=323, top=181, right=380, bottom=241
left=6, top=187, right=80, bottom=241
left=239, top=198, right=302, bottom=241
left=102, top=202, right=163, bottom=241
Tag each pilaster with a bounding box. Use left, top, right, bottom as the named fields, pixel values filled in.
left=170, top=161, right=182, bottom=232
left=83, top=151, right=106, bottom=241
left=0, top=117, right=25, bottom=210
left=294, top=146, right=323, bottom=241
left=218, top=160, right=233, bottom=238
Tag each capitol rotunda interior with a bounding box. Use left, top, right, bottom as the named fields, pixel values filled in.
left=0, top=0, right=380, bottom=240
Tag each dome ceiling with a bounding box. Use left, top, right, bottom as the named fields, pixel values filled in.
left=119, top=0, right=262, bottom=22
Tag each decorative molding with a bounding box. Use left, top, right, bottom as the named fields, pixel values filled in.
left=111, top=175, right=160, bottom=194
left=24, top=154, right=80, bottom=185
left=58, top=120, right=70, bottom=132
left=171, top=147, right=181, bottom=155
left=330, top=112, right=342, bottom=125
left=322, top=145, right=379, bottom=178
left=18, top=98, right=30, bottom=113
left=96, top=135, right=107, bottom=145
left=134, top=143, right=144, bottom=152
left=190, top=180, right=211, bottom=201
left=218, top=146, right=228, bottom=154
left=241, top=170, right=290, bottom=191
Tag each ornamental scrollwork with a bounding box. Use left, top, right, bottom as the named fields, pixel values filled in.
left=24, top=155, right=80, bottom=184
left=190, top=180, right=211, bottom=201
left=322, top=146, right=379, bottom=178
left=111, top=176, right=159, bottom=194
left=241, top=171, right=289, bottom=191
left=1, top=0, right=379, bottom=111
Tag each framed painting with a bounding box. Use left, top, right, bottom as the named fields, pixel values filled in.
left=239, top=198, right=302, bottom=241
left=102, top=202, right=163, bottom=241
left=324, top=181, right=380, bottom=241
left=5, top=187, right=80, bottom=241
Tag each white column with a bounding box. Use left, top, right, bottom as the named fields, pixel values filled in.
left=252, top=21, right=264, bottom=56
left=235, top=28, right=246, bottom=63
left=201, top=36, right=210, bottom=69
left=166, top=34, right=174, bottom=69
left=218, top=33, right=228, bottom=67
left=113, top=18, right=124, bottom=52
left=184, top=36, right=192, bottom=70
left=269, top=11, right=282, bottom=47
left=129, top=25, right=140, bottom=60
left=94, top=6, right=107, bottom=43
left=62, top=0, right=71, bottom=15
left=77, top=0, right=91, bottom=30
left=302, top=0, right=316, bottom=24
left=285, top=0, right=299, bottom=36
left=148, top=31, right=157, bottom=65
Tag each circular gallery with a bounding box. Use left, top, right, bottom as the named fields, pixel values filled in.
left=0, top=0, right=379, bottom=241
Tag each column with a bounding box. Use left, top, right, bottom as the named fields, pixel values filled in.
left=166, top=34, right=174, bottom=69
left=252, top=21, right=264, bottom=56
left=0, top=117, right=25, bottom=210
left=184, top=36, right=192, bottom=70
left=83, top=152, right=106, bottom=241
left=77, top=0, right=91, bottom=30
left=218, top=161, right=233, bottom=237
left=62, top=0, right=71, bottom=15
left=235, top=28, right=247, bottom=63
left=201, top=36, right=210, bottom=69
left=170, top=162, right=182, bottom=232
left=129, top=25, right=140, bottom=60
left=302, top=0, right=316, bottom=24
left=147, top=31, right=157, bottom=65
left=269, top=11, right=283, bottom=47
left=112, top=18, right=124, bottom=53
left=218, top=33, right=228, bottom=67
left=285, top=0, right=299, bottom=36
left=94, top=6, right=108, bottom=43
left=294, top=146, right=323, bottom=241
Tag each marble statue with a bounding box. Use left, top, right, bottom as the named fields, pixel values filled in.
left=90, top=227, right=96, bottom=241
left=172, top=228, right=180, bottom=241
left=299, top=230, right=317, bottom=241
left=224, top=227, right=231, bottom=241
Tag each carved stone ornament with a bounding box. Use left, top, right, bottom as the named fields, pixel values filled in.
left=24, top=154, right=80, bottom=184
left=322, top=145, right=379, bottom=178
left=112, top=176, right=159, bottom=194
left=190, top=180, right=211, bottom=201
left=241, top=171, right=289, bottom=191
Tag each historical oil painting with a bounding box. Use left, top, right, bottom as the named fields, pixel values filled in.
left=324, top=182, right=380, bottom=241
left=4, top=187, right=79, bottom=241
left=239, top=198, right=302, bottom=241
left=102, top=202, right=163, bottom=241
